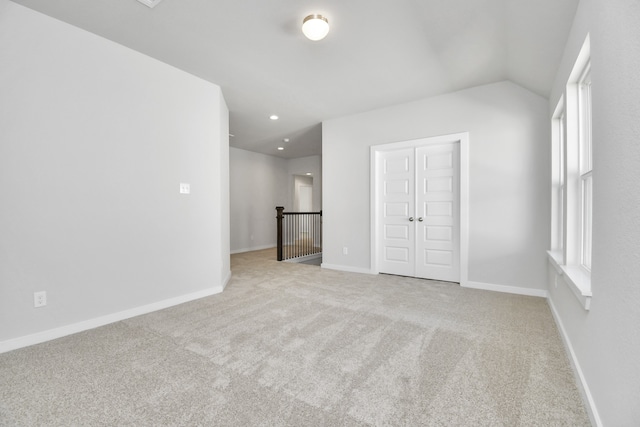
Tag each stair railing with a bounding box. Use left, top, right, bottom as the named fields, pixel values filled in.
left=276, top=206, right=322, bottom=261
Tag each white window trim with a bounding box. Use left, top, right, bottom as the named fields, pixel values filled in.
left=549, top=34, right=592, bottom=311
left=551, top=101, right=566, bottom=257
left=578, top=64, right=592, bottom=272
left=580, top=170, right=592, bottom=271
left=548, top=250, right=592, bottom=310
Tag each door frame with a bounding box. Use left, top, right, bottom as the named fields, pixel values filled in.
left=370, top=132, right=469, bottom=286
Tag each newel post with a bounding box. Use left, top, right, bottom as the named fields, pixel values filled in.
left=276, top=206, right=284, bottom=261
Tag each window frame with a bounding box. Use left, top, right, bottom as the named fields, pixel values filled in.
left=551, top=100, right=566, bottom=258
left=578, top=64, right=592, bottom=272
left=548, top=35, right=592, bottom=311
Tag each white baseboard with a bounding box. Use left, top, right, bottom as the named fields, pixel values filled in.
left=321, top=263, right=375, bottom=275
left=230, top=244, right=276, bottom=254
left=547, top=298, right=602, bottom=427
left=0, top=286, right=224, bottom=354
left=463, top=280, right=548, bottom=298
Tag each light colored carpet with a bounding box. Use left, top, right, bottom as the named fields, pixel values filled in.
left=0, top=248, right=590, bottom=426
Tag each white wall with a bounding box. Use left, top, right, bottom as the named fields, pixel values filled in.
left=0, top=2, right=229, bottom=349
left=229, top=151, right=322, bottom=253
left=323, top=81, right=550, bottom=291
left=229, top=148, right=287, bottom=253
left=547, top=0, right=640, bottom=425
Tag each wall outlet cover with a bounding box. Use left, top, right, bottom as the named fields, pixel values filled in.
left=34, top=291, right=47, bottom=308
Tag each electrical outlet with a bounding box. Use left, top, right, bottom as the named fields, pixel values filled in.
left=34, top=291, right=47, bottom=308
left=179, top=183, right=190, bottom=194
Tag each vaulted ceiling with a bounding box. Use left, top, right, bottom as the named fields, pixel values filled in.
left=11, top=0, right=579, bottom=158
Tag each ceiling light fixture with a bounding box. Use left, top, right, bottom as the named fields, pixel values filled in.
left=283, top=138, right=290, bottom=142
left=269, top=115, right=279, bottom=120
left=302, top=14, right=330, bottom=41
left=277, top=147, right=284, bottom=151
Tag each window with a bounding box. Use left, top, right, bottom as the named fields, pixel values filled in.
left=551, top=102, right=566, bottom=256
left=551, top=101, right=565, bottom=257
left=549, top=35, right=592, bottom=310
left=578, top=65, right=592, bottom=271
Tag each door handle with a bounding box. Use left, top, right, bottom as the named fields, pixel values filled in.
left=418, top=217, right=423, bottom=222
left=409, top=217, right=414, bottom=222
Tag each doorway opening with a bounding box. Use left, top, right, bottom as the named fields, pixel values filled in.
left=294, top=174, right=313, bottom=212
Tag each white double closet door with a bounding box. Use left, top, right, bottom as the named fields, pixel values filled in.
left=377, top=140, right=460, bottom=282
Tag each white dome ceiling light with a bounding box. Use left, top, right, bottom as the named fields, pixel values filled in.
left=302, top=14, right=329, bottom=41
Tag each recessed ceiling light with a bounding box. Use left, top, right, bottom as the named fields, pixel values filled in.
left=136, top=0, right=163, bottom=8
left=277, top=147, right=284, bottom=151
left=306, top=173, right=312, bottom=176
left=283, top=138, right=290, bottom=142
left=269, top=115, right=279, bottom=120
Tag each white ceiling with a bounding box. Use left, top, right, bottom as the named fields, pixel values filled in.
left=11, top=0, right=579, bottom=159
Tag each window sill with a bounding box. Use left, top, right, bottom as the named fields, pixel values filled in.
left=547, top=250, right=592, bottom=311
